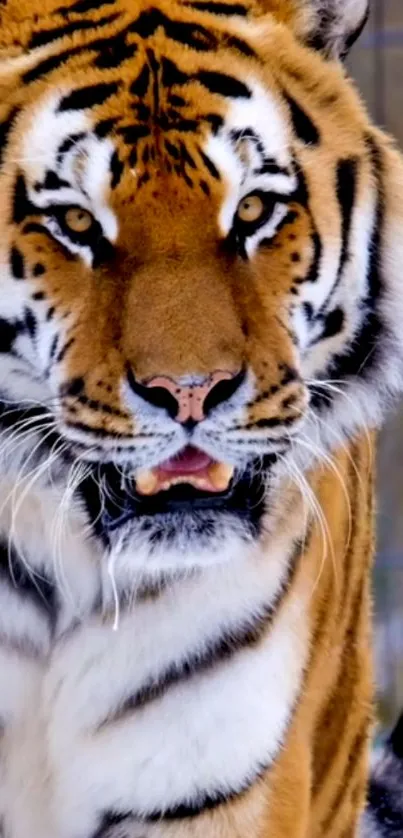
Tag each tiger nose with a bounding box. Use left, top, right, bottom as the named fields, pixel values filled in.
left=127, top=369, right=245, bottom=425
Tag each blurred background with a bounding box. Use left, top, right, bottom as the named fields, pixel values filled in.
left=348, top=0, right=403, bottom=735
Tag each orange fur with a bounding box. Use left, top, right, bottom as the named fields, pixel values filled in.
left=0, top=0, right=400, bottom=835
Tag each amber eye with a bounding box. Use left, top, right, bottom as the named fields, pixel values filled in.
left=236, top=193, right=265, bottom=224
left=64, top=207, right=94, bottom=234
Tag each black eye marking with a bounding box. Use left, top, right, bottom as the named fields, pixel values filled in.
left=42, top=171, right=70, bottom=191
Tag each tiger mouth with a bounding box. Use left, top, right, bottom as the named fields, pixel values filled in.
left=135, top=446, right=235, bottom=497
left=79, top=446, right=276, bottom=540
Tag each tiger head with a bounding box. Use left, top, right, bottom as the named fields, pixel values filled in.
left=1, top=0, right=403, bottom=575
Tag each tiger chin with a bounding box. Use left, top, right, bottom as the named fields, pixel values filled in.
left=0, top=0, right=403, bottom=836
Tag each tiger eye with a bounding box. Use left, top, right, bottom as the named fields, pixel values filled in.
left=64, top=207, right=94, bottom=234
left=236, top=193, right=265, bottom=224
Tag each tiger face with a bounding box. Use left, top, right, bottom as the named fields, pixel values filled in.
left=1, top=0, right=402, bottom=575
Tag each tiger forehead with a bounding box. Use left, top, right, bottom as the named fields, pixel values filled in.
left=18, top=52, right=291, bottom=212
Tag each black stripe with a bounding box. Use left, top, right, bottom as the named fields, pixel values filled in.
left=317, top=158, right=358, bottom=317
left=321, top=138, right=383, bottom=384
left=254, top=160, right=289, bottom=176
left=196, top=70, right=250, bottom=99
left=285, top=93, right=320, bottom=145
left=57, top=133, right=87, bottom=158
left=58, top=81, right=120, bottom=112
left=90, top=812, right=130, bottom=838
left=198, top=147, right=220, bottom=179
left=336, top=157, right=358, bottom=267
left=98, top=537, right=302, bottom=725
left=0, top=107, right=20, bottom=168
left=56, top=336, right=75, bottom=363
left=49, top=335, right=59, bottom=361
left=22, top=222, right=58, bottom=244
left=149, top=774, right=264, bottom=819
left=161, top=56, right=189, bottom=88
left=0, top=538, right=56, bottom=618
left=56, top=0, right=116, bottom=16
left=24, top=307, right=38, bottom=339
left=130, top=63, right=150, bottom=98
left=42, top=170, right=70, bottom=191
left=94, top=118, right=118, bottom=138
left=93, top=32, right=138, bottom=69
left=319, top=307, right=345, bottom=341
left=12, top=174, right=37, bottom=225
left=184, top=1, right=248, bottom=15
left=110, top=150, right=123, bottom=189
left=64, top=420, right=123, bottom=438
left=0, top=319, right=22, bottom=352
left=224, top=35, right=255, bottom=58
left=129, top=8, right=217, bottom=52
left=94, top=764, right=268, bottom=832
left=179, top=141, right=197, bottom=169
left=10, top=247, right=25, bottom=280
left=305, top=231, right=322, bottom=283
left=23, top=47, right=83, bottom=84
left=117, top=124, right=150, bottom=143
left=28, top=12, right=119, bottom=49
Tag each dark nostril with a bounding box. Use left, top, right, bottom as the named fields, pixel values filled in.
left=126, top=368, right=178, bottom=419
left=127, top=367, right=246, bottom=424
left=203, top=368, right=246, bottom=416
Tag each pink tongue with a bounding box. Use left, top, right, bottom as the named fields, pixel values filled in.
left=157, top=446, right=213, bottom=475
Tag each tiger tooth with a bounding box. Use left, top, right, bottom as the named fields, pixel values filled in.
left=135, top=469, right=159, bottom=496
left=208, top=462, right=235, bottom=491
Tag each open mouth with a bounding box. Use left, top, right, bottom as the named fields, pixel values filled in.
left=135, top=446, right=235, bottom=497
left=79, top=446, right=276, bottom=542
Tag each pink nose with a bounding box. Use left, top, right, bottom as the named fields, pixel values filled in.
left=146, top=371, right=237, bottom=423
left=125, top=368, right=244, bottom=425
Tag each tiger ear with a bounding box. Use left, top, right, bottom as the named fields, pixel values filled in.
left=266, top=0, right=370, bottom=60
left=294, top=0, right=370, bottom=59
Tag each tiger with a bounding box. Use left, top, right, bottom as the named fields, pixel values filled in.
left=0, top=0, right=403, bottom=835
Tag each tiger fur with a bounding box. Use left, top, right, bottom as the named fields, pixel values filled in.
left=0, top=0, right=402, bottom=836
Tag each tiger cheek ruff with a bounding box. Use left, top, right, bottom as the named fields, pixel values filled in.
left=0, top=0, right=402, bottom=836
